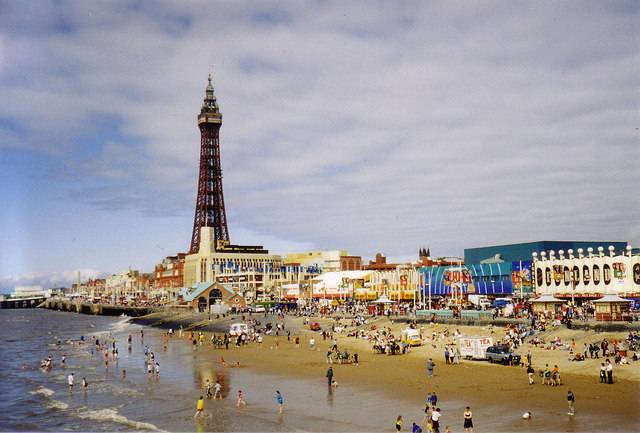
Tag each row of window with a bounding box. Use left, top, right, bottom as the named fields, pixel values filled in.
left=536, top=263, right=640, bottom=287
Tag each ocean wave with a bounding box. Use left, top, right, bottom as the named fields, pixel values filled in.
left=107, top=317, right=133, bottom=334
left=45, top=400, right=69, bottom=410
left=30, top=386, right=55, bottom=397
left=76, top=407, right=164, bottom=431
left=98, top=382, right=143, bottom=397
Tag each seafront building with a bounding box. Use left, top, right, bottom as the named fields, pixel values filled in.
left=105, top=269, right=151, bottom=302
left=532, top=245, right=639, bottom=300
left=283, top=250, right=361, bottom=272
left=418, top=241, right=635, bottom=304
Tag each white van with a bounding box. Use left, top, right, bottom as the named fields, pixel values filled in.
left=229, top=323, right=250, bottom=336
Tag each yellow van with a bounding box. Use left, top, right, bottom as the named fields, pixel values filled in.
left=401, top=328, right=422, bottom=347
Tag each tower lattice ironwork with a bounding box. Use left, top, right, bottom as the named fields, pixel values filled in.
left=189, top=75, right=229, bottom=254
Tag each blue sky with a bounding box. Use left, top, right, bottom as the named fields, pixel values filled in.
left=1, top=1, right=639, bottom=291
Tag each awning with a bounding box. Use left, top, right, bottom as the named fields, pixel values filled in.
left=530, top=294, right=564, bottom=303
left=371, top=295, right=395, bottom=304
left=593, top=294, right=632, bottom=303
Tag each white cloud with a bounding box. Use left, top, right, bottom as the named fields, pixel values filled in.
left=0, top=0, right=638, bottom=276
left=0, top=269, right=106, bottom=292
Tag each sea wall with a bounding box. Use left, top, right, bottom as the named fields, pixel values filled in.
left=39, top=298, right=158, bottom=317
left=131, top=311, right=233, bottom=333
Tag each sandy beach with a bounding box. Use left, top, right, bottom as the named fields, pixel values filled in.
left=137, top=312, right=640, bottom=432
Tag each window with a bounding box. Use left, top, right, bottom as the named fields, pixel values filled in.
left=536, top=268, right=543, bottom=287
left=583, top=265, right=590, bottom=285
left=603, top=264, right=611, bottom=285
left=545, top=267, right=552, bottom=286
left=563, top=267, right=571, bottom=286
left=593, top=265, right=600, bottom=285
left=553, top=265, right=562, bottom=286
left=572, top=266, right=580, bottom=285
left=634, top=264, right=640, bottom=285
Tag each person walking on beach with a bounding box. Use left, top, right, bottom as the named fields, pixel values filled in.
left=412, top=421, right=422, bottom=433
left=599, top=363, right=606, bottom=383
left=214, top=381, right=222, bottom=399
left=527, top=364, right=535, bottom=384
left=275, top=390, right=284, bottom=414
left=567, top=390, right=576, bottom=415
left=463, top=406, right=473, bottom=433
left=444, top=346, right=450, bottom=365
left=427, top=358, right=435, bottom=379
left=310, top=337, right=315, bottom=350
left=205, top=380, right=212, bottom=399
left=606, top=359, right=613, bottom=384
left=431, top=408, right=441, bottom=433
left=326, top=366, right=334, bottom=386
left=194, top=396, right=205, bottom=418
left=395, top=415, right=403, bottom=432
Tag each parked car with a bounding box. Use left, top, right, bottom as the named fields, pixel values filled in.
left=485, top=345, right=521, bottom=365
left=309, top=322, right=321, bottom=331
left=249, top=305, right=266, bottom=313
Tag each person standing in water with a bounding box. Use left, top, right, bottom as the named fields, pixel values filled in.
left=67, top=373, right=74, bottom=391
left=463, top=406, right=473, bottom=432
left=194, top=396, right=205, bottom=418
left=81, top=377, right=88, bottom=390
left=236, top=390, right=246, bottom=407
left=326, top=366, right=334, bottom=386
left=275, top=390, right=284, bottom=413
left=567, top=390, right=576, bottom=415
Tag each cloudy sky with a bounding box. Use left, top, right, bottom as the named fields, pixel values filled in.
left=1, top=0, right=638, bottom=291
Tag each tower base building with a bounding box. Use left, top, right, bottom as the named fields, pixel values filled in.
left=183, top=227, right=283, bottom=302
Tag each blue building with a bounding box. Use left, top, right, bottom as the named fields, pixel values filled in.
left=464, top=241, right=628, bottom=265
left=419, top=261, right=533, bottom=297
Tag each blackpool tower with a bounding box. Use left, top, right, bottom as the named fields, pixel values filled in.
left=189, top=75, right=230, bottom=254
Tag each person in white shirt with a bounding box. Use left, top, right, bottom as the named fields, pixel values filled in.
left=606, top=359, right=614, bottom=384
left=67, top=373, right=74, bottom=390
left=431, top=407, right=441, bottom=433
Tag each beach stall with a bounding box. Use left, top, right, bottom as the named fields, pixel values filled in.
left=368, top=294, right=395, bottom=315
left=530, top=294, right=564, bottom=314
left=593, top=294, right=632, bottom=321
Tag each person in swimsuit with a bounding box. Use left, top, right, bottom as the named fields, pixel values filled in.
left=236, top=390, right=246, bottom=407
left=463, top=406, right=473, bottom=433
left=275, top=390, right=284, bottom=414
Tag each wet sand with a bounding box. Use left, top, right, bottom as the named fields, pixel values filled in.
left=167, top=314, right=640, bottom=432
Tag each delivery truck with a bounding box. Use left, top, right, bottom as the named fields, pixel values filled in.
left=458, top=336, right=494, bottom=359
